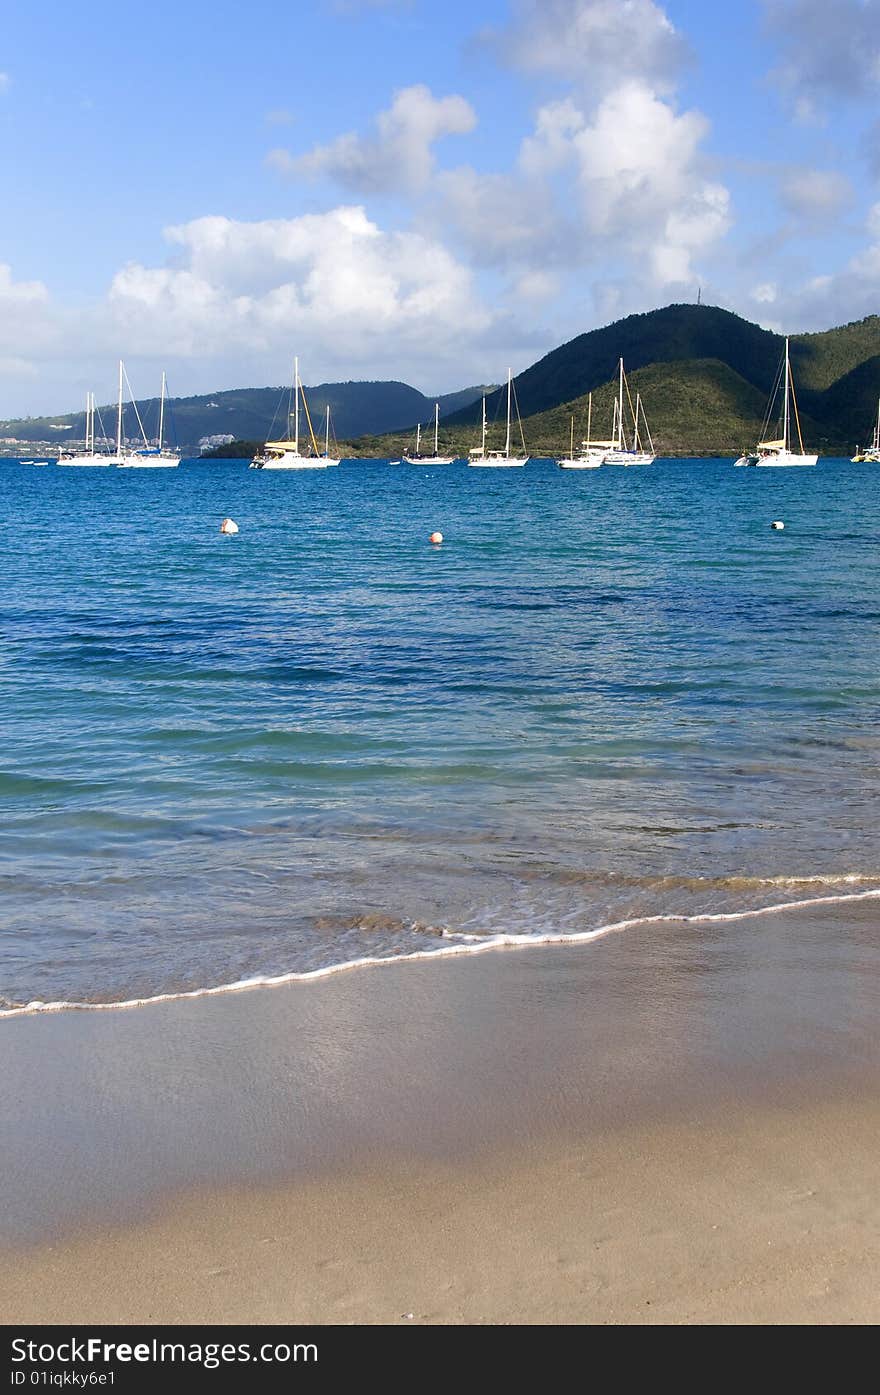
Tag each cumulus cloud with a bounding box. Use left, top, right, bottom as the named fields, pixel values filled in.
left=262, top=0, right=726, bottom=315
left=450, top=3, right=726, bottom=295
left=764, top=0, right=880, bottom=116
left=494, top=0, right=688, bottom=93
left=0, top=264, right=54, bottom=355
left=431, top=165, right=574, bottom=268
left=519, top=82, right=730, bottom=285
left=270, top=85, right=476, bottom=194
left=0, top=263, right=49, bottom=310
left=104, top=207, right=499, bottom=385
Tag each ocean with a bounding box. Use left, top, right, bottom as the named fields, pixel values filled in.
left=2, top=456, right=879, bottom=1012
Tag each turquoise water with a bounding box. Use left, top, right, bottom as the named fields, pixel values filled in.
left=2, top=456, right=880, bottom=1009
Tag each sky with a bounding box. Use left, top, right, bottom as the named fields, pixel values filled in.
left=1, top=0, right=879, bottom=415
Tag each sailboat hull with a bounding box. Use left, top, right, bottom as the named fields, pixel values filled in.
left=557, top=457, right=601, bottom=469
left=118, top=455, right=180, bottom=468
left=602, top=451, right=655, bottom=466
left=754, top=452, right=817, bottom=467
left=404, top=455, right=456, bottom=465
left=468, top=458, right=527, bottom=467
left=252, top=457, right=329, bottom=470
left=57, top=456, right=118, bottom=467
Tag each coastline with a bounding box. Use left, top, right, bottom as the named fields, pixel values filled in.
left=4, top=882, right=880, bottom=1019
left=3, top=894, right=879, bottom=1323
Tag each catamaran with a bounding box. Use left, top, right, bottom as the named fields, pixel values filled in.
left=734, top=338, right=817, bottom=467
left=468, top=370, right=528, bottom=467
left=250, top=358, right=328, bottom=469
left=404, top=402, right=456, bottom=464
left=118, top=369, right=181, bottom=468
left=57, top=386, right=120, bottom=466
left=557, top=392, right=609, bottom=468
left=602, top=359, right=655, bottom=465
left=851, top=398, right=880, bottom=462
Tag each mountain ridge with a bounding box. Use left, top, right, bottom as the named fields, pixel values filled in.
left=0, top=381, right=497, bottom=454
left=3, top=303, right=878, bottom=457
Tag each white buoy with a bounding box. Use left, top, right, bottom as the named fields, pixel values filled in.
left=220, top=517, right=239, bottom=535
left=770, top=520, right=784, bottom=531
left=429, top=531, right=443, bottom=545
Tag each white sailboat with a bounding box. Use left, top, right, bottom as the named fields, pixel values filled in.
left=468, top=369, right=528, bottom=467
left=57, top=387, right=120, bottom=466
left=734, top=338, right=817, bottom=467
left=602, top=359, right=655, bottom=465
left=851, top=398, right=880, bottom=463
left=250, top=358, right=328, bottom=469
left=557, top=392, right=609, bottom=468
left=404, top=402, right=455, bottom=464
left=117, top=366, right=181, bottom=468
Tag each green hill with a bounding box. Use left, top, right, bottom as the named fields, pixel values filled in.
left=375, top=304, right=880, bottom=457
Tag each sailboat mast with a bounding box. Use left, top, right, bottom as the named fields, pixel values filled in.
left=618, top=358, right=624, bottom=450
left=294, top=356, right=300, bottom=454
left=875, top=397, right=880, bottom=452
left=325, top=405, right=330, bottom=456
left=158, top=372, right=166, bottom=450
left=434, top=401, right=439, bottom=455
left=505, top=369, right=512, bottom=457
left=634, top=393, right=641, bottom=451
left=587, top=392, right=592, bottom=447
left=570, top=416, right=574, bottom=459
left=783, top=338, right=791, bottom=452
left=116, top=360, right=123, bottom=457
left=481, top=396, right=486, bottom=456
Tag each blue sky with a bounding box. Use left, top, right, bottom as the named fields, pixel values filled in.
left=1, top=0, right=878, bottom=415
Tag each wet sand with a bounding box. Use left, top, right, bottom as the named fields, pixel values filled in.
left=2, top=898, right=879, bottom=1323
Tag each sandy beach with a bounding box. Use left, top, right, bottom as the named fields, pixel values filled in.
left=2, top=896, right=879, bottom=1324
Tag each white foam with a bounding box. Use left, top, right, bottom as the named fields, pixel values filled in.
left=3, top=886, right=880, bottom=1021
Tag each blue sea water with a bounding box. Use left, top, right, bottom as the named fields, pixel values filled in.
left=2, top=456, right=879, bottom=1009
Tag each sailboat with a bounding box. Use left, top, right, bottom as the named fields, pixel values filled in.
left=250, top=358, right=328, bottom=469
left=57, top=389, right=120, bottom=466
left=851, top=398, right=880, bottom=463
left=404, top=402, right=456, bottom=464
left=734, top=338, right=817, bottom=467
left=602, top=359, right=655, bottom=465
left=467, top=370, right=528, bottom=467
left=557, top=392, right=608, bottom=468
left=118, top=369, right=181, bottom=467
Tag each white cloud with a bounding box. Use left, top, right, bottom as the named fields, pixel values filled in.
left=431, top=165, right=572, bottom=268
left=0, top=263, right=49, bottom=310
left=750, top=201, right=880, bottom=328
left=779, top=168, right=853, bottom=220
left=104, top=207, right=499, bottom=384
left=271, top=84, right=476, bottom=194
left=764, top=0, right=880, bottom=116
left=495, top=0, right=687, bottom=93
left=0, top=72, right=9, bottom=92
left=519, top=83, right=730, bottom=286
